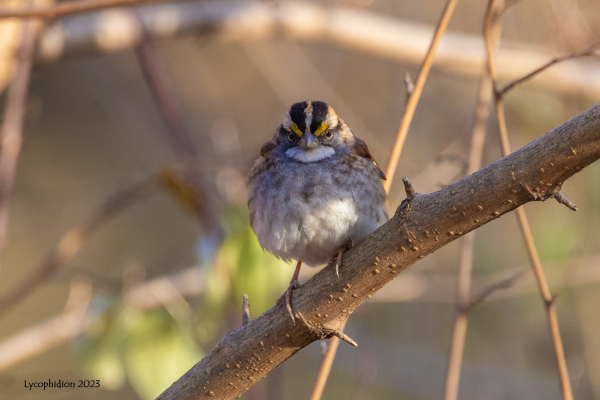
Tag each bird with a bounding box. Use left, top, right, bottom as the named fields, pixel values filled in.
left=246, top=101, right=388, bottom=321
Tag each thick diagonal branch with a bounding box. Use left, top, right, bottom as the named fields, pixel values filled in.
left=157, top=103, right=600, bottom=400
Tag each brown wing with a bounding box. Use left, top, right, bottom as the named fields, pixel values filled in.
left=259, top=129, right=281, bottom=157
left=259, top=141, right=277, bottom=156
left=352, top=136, right=386, bottom=181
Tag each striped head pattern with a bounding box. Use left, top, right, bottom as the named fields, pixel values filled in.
left=282, top=101, right=339, bottom=137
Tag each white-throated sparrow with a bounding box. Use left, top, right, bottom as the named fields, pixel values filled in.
left=247, top=101, right=388, bottom=321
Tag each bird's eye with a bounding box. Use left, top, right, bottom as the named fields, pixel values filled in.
left=288, top=131, right=297, bottom=142
left=325, top=129, right=333, bottom=139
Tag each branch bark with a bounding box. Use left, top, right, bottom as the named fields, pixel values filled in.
left=156, top=103, right=600, bottom=400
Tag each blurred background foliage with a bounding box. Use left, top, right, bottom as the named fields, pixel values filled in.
left=0, top=0, right=599, bottom=399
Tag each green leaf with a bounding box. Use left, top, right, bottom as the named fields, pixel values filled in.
left=122, top=309, right=203, bottom=400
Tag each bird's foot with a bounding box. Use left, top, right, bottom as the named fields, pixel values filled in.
left=277, top=279, right=301, bottom=322
left=331, top=238, right=354, bottom=278
left=277, top=260, right=303, bottom=323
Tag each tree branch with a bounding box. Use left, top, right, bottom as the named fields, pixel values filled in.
left=30, top=1, right=600, bottom=97
left=0, top=13, right=43, bottom=280
left=484, top=1, right=574, bottom=397
left=0, top=0, right=173, bottom=19
left=498, top=41, right=600, bottom=98
left=443, top=3, right=502, bottom=399
left=0, top=275, right=92, bottom=370
left=383, top=0, right=459, bottom=192
left=0, top=177, right=154, bottom=316
left=156, top=103, right=600, bottom=400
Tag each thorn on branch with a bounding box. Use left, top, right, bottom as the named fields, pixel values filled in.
left=297, top=311, right=357, bottom=347
left=554, top=193, right=578, bottom=211
left=242, top=294, right=250, bottom=326
left=333, top=330, right=358, bottom=347
left=402, top=177, right=415, bottom=199
left=546, top=292, right=560, bottom=308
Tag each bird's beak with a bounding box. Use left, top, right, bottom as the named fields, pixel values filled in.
left=301, top=132, right=319, bottom=149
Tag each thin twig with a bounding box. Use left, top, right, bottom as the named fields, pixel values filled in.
left=0, top=177, right=154, bottom=316
left=131, top=9, right=221, bottom=238
left=383, top=0, right=460, bottom=193
left=310, top=1, right=460, bottom=397
left=554, top=193, right=578, bottom=211
left=442, top=3, right=503, bottom=396
left=0, top=275, right=92, bottom=371
left=0, top=0, right=173, bottom=19
left=442, top=74, right=495, bottom=400
left=332, top=326, right=357, bottom=347
left=309, top=320, right=347, bottom=400
left=483, top=1, right=573, bottom=399
left=465, top=269, right=527, bottom=311
left=1, top=264, right=207, bottom=370
left=131, top=8, right=197, bottom=163
left=0, top=16, right=43, bottom=281
left=402, top=177, right=416, bottom=199
left=498, top=41, right=600, bottom=98
left=242, top=294, right=250, bottom=326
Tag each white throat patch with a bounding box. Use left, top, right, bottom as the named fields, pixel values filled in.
left=286, top=146, right=335, bottom=163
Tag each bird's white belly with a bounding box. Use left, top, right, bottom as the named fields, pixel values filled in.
left=253, top=193, right=382, bottom=267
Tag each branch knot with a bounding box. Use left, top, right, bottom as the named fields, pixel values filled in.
left=296, top=312, right=357, bottom=347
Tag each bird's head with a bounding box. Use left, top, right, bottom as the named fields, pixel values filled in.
left=278, top=101, right=349, bottom=163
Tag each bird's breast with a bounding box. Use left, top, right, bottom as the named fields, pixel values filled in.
left=247, top=157, right=387, bottom=266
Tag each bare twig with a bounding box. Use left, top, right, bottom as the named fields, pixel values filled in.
left=484, top=1, right=573, bottom=398
left=308, top=1, right=461, bottom=384
left=0, top=16, right=43, bottom=281
left=131, top=8, right=197, bottom=163
left=131, top=9, right=221, bottom=238
left=370, top=249, right=600, bottom=304
left=1, top=264, right=206, bottom=370
left=513, top=208, right=573, bottom=400
left=383, top=0, right=459, bottom=193
left=308, top=0, right=461, bottom=386
left=16, top=248, right=600, bottom=371
left=554, top=192, right=578, bottom=211
left=27, top=3, right=600, bottom=97
left=308, top=318, right=347, bottom=399
left=332, top=326, right=356, bottom=347
left=402, top=177, right=415, bottom=199
left=442, top=5, right=501, bottom=398
left=145, top=276, right=197, bottom=324
left=242, top=294, right=250, bottom=326
left=0, top=0, right=172, bottom=19
left=0, top=275, right=92, bottom=370
left=498, top=41, right=600, bottom=98
left=465, top=269, right=527, bottom=311
left=0, top=177, right=154, bottom=316
left=442, top=74, right=495, bottom=400
left=121, top=265, right=203, bottom=308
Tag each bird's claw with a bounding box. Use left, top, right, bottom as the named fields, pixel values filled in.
left=277, top=279, right=301, bottom=322
left=332, top=238, right=354, bottom=278
left=335, top=258, right=342, bottom=278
